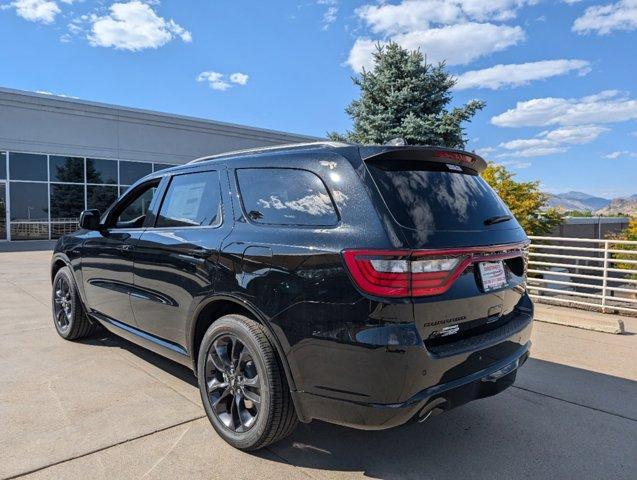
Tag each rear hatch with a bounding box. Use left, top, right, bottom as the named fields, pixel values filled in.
left=356, top=147, right=530, bottom=354
left=362, top=147, right=527, bottom=249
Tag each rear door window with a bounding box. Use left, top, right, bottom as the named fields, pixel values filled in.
left=366, top=159, right=512, bottom=231
left=156, top=170, right=221, bottom=228
left=236, top=168, right=338, bottom=226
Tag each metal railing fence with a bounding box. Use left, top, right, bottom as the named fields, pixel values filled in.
left=527, top=235, right=637, bottom=316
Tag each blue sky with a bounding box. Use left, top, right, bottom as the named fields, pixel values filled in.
left=1, top=0, right=636, bottom=198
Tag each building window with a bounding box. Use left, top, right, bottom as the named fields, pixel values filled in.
left=120, top=161, right=152, bottom=185
left=9, top=182, right=49, bottom=240
left=50, top=184, right=85, bottom=239
left=0, top=152, right=6, bottom=179
left=153, top=163, right=173, bottom=172
left=87, top=158, right=118, bottom=184
left=87, top=185, right=119, bottom=214
left=50, top=156, right=84, bottom=183
left=1, top=152, right=179, bottom=240
left=9, top=153, right=47, bottom=181
left=0, top=182, right=6, bottom=241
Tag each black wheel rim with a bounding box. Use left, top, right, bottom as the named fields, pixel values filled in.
left=53, top=276, right=72, bottom=331
left=204, top=334, right=261, bottom=433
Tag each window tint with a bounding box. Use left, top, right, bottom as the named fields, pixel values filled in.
left=116, top=186, right=156, bottom=227
left=0, top=152, right=6, bottom=179
left=120, top=161, right=152, bottom=185
left=50, top=156, right=84, bottom=183
left=236, top=168, right=338, bottom=226
left=9, top=153, right=47, bottom=181
left=156, top=171, right=221, bottom=228
left=366, top=159, right=512, bottom=232
left=86, top=158, right=117, bottom=184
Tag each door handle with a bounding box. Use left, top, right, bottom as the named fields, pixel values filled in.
left=119, top=244, right=134, bottom=252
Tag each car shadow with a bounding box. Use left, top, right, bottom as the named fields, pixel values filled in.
left=82, top=330, right=637, bottom=480
left=80, top=330, right=198, bottom=388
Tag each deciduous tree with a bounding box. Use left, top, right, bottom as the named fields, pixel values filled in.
left=482, top=164, right=563, bottom=235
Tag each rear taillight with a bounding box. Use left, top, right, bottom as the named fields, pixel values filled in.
left=342, top=250, right=411, bottom=297
left=343, top=245, right=526, bottom=298
left=342, top=250, right=469, bottom=298
left=410, top=255, right=470, bottom=296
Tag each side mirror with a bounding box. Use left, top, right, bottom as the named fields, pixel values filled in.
left=79, top=209, right=102, bottom=231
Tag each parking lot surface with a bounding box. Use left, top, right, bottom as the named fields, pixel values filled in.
left=1, top=251, right=636, bottom=479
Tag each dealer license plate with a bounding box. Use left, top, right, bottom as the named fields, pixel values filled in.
left=478, top=261, right=507, bottom=292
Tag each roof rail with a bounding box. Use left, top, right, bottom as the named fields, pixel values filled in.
left=188, top=141, right=349, bottom=164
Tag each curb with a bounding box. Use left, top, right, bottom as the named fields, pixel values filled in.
left=533, top=303, right=625, bottom=334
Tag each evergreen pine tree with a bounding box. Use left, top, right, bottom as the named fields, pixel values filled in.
left=330, top=42, right=484, bottom=148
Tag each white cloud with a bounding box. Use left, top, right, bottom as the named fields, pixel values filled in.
left=499, top=160, right=532, bottom=169
left=198, top=71, right=249, bottom=91
left=499, top=138, right=568, bottom=157
left=229, top=72, right=249, bottom=85
left=497, top=125, right=609, bottom=157
left=197, top=72, right=231, bottom=91
left=35, top=90, right=78, bottom=99
left=11, top=0, right=60, bottom=24
left=604, top=150, right=637, bottom=158
left=88, top=1, right=192, bottom=51
left=475, top=146, right=495, bottom=157
left=491, top=90, right=637, bottom=127
left=455, top=59, right=591, bottom=90
left=348, top=23, right=524, bottom=72
left=317, top=0, right=338, bottom=29
left=348, top=1, right=531, bottom=72
left=541, top=125, right=609, bottom=144
left=573, top=0, right=637, bottom=35
left=356, top=1, right=535, bottom=34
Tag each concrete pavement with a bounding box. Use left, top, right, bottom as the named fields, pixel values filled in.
left=1, top=251, right=636, bottom=479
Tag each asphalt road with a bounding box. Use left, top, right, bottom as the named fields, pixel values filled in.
left=1, top=251, right=636, bottom=480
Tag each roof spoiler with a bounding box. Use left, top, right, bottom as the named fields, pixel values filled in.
left=359, top=146, right=487, bottom=173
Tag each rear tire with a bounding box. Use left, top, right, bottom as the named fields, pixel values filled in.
left=52, top=266, right=97, bottom=340
left=197, top=314, right=298, bottom=450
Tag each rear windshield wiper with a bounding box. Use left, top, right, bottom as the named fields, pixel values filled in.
left=484, top=215, right=513, bottom=226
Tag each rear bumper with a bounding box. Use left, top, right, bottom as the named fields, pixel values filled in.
left=292, top=342, right=531, bottom=430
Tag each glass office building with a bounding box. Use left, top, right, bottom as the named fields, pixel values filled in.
left=0, top=151, right=176, bottom=240
left=0, top=87, right=315, bottom=242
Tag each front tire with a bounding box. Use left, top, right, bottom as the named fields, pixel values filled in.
left=52, top=266, right=97, bottom=340
left=197, top=314, right=297, bottom=450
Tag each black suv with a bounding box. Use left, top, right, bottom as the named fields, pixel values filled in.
left=51, top=142, right=533, bottom=450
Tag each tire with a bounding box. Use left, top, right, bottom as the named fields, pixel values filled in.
left=52, top=266, right=97, bottom=340
left=197, top=314, right=298, bottom=451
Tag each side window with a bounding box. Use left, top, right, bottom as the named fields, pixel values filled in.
left=236, top=168, right=338, bottom=226
left=109, top=180, right=159, bottom=229
left=156, top=170, right=221, bottom=228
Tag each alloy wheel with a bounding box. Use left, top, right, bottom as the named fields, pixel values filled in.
left=53, top=276, right=73, bottom=331
left=204, top=334, right=262, bottom=433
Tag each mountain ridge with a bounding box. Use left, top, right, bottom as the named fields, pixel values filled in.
left=547, top=191, right=637, bottom=215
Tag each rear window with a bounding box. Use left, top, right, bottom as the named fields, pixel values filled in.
left=366, top=160, right=512, bottom=231
left=236, top=168, right=338, bottom=226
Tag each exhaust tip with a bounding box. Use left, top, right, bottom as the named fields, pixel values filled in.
left=417, top=398, right=446, bottom=423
